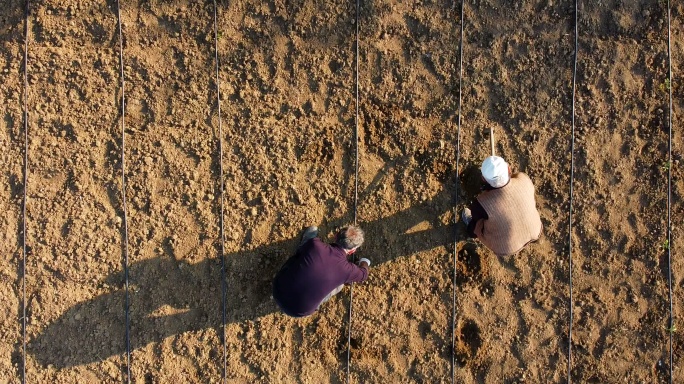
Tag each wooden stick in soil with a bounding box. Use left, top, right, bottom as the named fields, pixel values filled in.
left=490, top=126, right=495, bottom=157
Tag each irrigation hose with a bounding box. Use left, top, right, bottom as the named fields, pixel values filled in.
left=451, top=0, right=465, bottom=383
left=211, top=1, right=228, bottom=382
left=567, top=0, right=578, bottom=382
left=665, top=1, right=674, bottom=383
left=345, top=0, right=361, bottom=381
left=21, top=1, right=30, bottom=383
left=114, top=1, right=132, bottom=382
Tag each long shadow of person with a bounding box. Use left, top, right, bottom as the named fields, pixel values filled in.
left=28, top=238, right=293, bottom=368
left=30, top=165, right=485, bottom=368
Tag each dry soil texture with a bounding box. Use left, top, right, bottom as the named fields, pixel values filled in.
left=1, top=0, right=684, bottom=383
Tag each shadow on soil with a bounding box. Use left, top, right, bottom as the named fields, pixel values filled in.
left=29, top=170, right=488, bottom=368
left=13, top=0, right=481, bottom=374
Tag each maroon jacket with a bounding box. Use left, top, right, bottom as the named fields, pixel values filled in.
left=273, top=238, right=368, bottom=317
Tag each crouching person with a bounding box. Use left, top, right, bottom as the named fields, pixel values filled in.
left=273, top=225, right=370, bottom=317
left=462, top=156, right=543, bottom=257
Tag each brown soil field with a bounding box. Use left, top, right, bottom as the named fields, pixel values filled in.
left=1, top=0, right=683, bottom=383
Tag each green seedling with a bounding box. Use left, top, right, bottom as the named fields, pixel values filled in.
left=662, top=161, right=671, bottom=171
left=662, top=239, right=670, bottom=250
left=664, top=323, right=677, bottom=333
left=659, top=79, right=671, bottom=93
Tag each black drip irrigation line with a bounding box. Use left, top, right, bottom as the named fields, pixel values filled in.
left=20, top=1, right=30, bottom=383
left=665, top=1, right=674, bottom=383
left=451, top=0, right=465, bottom=383
left=345, top=0, right=361, bottom=381
left=211, top=0, right=228, bottom=382
left=114, top=1, right=132, bottom=382
left=567, top=0, right=578, bottom=382
left=353, top=0, right=360, bottom=231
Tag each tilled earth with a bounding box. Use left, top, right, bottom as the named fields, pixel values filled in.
left=0, top=0, right=683, bottom=383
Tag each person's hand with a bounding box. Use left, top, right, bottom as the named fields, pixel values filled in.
left=358, top=258, right=371, bottom=268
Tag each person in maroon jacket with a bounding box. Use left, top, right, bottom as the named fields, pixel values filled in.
left=273, top=225, right=371, bottom=317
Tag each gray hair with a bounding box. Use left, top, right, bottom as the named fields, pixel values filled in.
left=336, top=225, right=364, bottom=250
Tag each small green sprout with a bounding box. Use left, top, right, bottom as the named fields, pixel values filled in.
left=662, top=161, right=671, bottom=171
left=659, top=79, right=671, bottom=93
left=664, top=323, right=677, bottom=333
left=662, top=239, right=670, bottom=250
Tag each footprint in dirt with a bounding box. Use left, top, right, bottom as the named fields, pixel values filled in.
left=456, top=242, right=489, bottom=286
left=337, top=332, right=365, bottom=363
left=459, top=163, right=487, bottom=200
left=350, top=336, right=363, bottom=350
left=454, top=319, right=482, bottom=366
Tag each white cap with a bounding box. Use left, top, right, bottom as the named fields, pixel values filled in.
left=481, top=156, right=510, bottom=188
left=358, top=258, right=371, bottom=267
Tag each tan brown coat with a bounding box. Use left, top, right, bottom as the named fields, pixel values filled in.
left=474, top=173, right=542, bottom=256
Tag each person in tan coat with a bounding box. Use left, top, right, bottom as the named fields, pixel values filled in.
left=462, top=156, right=542, bottom=256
